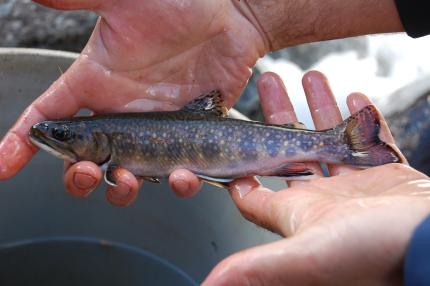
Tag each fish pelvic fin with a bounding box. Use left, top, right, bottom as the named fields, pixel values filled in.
left=104, top=164, right=118, bottom=187
left=261, top=163, right=314, bottom=179
left=138, top=176, right=160, bottom=183
left=182, top=90, right=228, bottom=117
left=196, top=174, right=233, bottom=189
left=336, top=105, right=403, bottom=166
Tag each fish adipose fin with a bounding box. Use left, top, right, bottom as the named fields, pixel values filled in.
left=283, top=122, right=306, bottom=129
left=196, top=174, right=233, bottom=189
left=336, top=105, right=403, bottom=166
left=182, top=90, right=228, bottom=117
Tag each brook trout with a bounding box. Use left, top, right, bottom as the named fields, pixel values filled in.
left=29, top=90, right=402, bottom=187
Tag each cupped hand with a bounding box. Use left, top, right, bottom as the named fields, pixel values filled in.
left=0, top=0, right=267, bottom=206
left=199, top=71, right=430, bottom=285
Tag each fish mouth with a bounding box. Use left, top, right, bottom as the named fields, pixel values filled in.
left=29, top=125, right=78, bottom=163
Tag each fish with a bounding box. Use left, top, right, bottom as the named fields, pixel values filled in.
left=28, top=90, right=403, bottom=188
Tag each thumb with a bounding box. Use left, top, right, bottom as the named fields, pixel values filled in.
left=229, top=178, right=284, bottom=235
left=229, top=178, right=318, bottom=236
left=202, top=228, right=331, bottom=286
left=0, top=62, right=82, bottom=180
left=203, top=213, right=406, bottom=286
left=32, top=0, right=104, bottom=10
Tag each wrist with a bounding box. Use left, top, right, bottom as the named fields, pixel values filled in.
left=244, top=0, right=404, bottom=51
left=230, top=0, right=272, bottom=56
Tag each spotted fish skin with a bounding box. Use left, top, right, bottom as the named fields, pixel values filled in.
left=29, top=91, right=403, bottom=185
left=78, top=112, right=346, bottom=178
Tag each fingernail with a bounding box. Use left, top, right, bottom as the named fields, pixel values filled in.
left=260, top=74, right=278, bottom=90
left=172, top=179, right=190, bottom=194
left=304, top=72, right=334, bottom=108
left=73, top=172, right=97, bottom=190
left=109, top=183, right=131, bottom=200
left=232, top=183, right=255, bottom=199
left=348, top=93, right=368, bottom=110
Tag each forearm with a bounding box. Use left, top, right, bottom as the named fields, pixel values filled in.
left=246, top=0, right=404, bottom=51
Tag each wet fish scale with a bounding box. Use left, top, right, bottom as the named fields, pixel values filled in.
left=95, top=114, right=331, bottom=177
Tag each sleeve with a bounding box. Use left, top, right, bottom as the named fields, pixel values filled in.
left=394, top=0, right=430, bottom=38
left=404, top=214, right=430, bottom=286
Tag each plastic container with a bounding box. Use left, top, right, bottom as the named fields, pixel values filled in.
left=0, top=48, right=279, bottom=283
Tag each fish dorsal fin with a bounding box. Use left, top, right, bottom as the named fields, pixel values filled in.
left=182, top=90, right=228, bottom=117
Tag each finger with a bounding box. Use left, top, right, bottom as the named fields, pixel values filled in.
left=32, top=0, right=103, bottom=10
left=347, top=92, right=394, bottom=144
left=229, top=177, right=281, bottom=234
left=347, top=92, right=408, bottom=164
left=0, top=74, right=80, bottom=180
left=258, top=72, right=298, bottom=124
left=169, top=169, right=202, bottom=198
left=106, top=168, right=140, bottom=207
left=257, top=72, right=323, bottom=186
left=302, top=70, right=356, bottom=175
left=230, top=175, right=332, bottom=236
left=64, top=161, right=102, bottom=198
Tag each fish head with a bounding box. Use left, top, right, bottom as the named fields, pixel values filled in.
left=29, top=120, right=111, bottom=164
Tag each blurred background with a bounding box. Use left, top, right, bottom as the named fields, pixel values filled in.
left=0, top=1, right=429, bottom=283
left=2, top=0, right=429, bottom=175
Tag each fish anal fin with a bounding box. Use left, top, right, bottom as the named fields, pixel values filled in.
left=202, top=180, right=231, bottom=189
left=263, top=163, right=314, bottom=178
left=182, top=90, right=228, bottom=117
left=196, top=174, right=233, bottom=189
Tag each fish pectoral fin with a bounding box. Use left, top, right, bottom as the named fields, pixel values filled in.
left=104, top=164, right=119, bottom=187
left=139, top=176, right=161, bottom=183
left=105, top=168, right=160, bottom=186
left=196, top=174, right=233, bottom=189
left=283, top=122, right=306, bottom=129
left=263, top=163, right=314, bottom=178
left=181, top=90, right=228, bottom=117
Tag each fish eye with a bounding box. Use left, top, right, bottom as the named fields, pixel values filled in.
left=52, top=126, right=72, bottom=141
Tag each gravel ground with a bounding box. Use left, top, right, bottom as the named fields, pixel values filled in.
left=0, top=0, right=96, bottom=52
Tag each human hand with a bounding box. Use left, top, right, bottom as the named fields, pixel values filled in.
left=199, top=71, right=430, bottom=285
left=0, top=0, right=267, bottom=206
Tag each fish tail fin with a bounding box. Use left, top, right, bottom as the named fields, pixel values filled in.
left=335, top=105, right=403, bottom=166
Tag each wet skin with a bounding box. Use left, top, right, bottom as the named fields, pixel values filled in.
left=0, top=0, right=266, bottom=206
left=199, top=72, right=429, bottom=286
left=0, top=0, right=406, bottom=206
